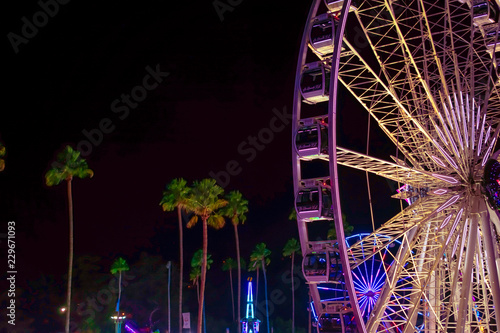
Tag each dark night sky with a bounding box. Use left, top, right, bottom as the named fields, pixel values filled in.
left=2, top=0, right=400, bottom=327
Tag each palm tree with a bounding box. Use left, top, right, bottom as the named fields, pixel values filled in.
left=190, top=266, right=201, bottom=302
left=45, top=145, right=93, bottom=333
left=282, top=238, right=301, bottom=333
left=190, top=249, right=213, bottom=333
left=327, top=213, right=354, bottom=241
left=220, top=190, right=248, bottom=332
left=250, top=243, right=271, bottom=333
left=222, top=257, right=238, bottom=322
left=110, top=257, right=130, bottom=333
left=184, top=179, right=227, bottom=333
left=0, top=142, right=6, bottom=172
left=160, top=178, right=190, bottom=333
left=190, top=249, right=213, bottom=304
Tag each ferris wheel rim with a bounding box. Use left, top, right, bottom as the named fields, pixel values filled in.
left=293, top=1, right=500, bottom=332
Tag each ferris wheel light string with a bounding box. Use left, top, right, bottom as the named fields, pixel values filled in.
left=435, top=126, right=448, bottom=146
left=442, top=103, right=454, bottom=131
left=476, top=105, right=481, bottom=131
left=460, top=93, right=469, bottom=148
left=433, top=140, right=459, bottom=169
left=430, top=155, right=447, bottom=168
left=442, top=121, right=461, bottom=158
left=436, top=194, right=461, bottom=213
left=466, top=94, right=470, bottom=123
left=471, top=103, right=476, bottom=150
left=448, top=95, right=460, bottom=128
left=439, top=213, right=454, bottom=230
left=433, top=188, right=449, bottom=195
left=445, top=208, right=464, bottom=247
left=481, top=137, right=496, bottom=167
left=451, top=231, right=460, bottom=258
left=484, top=125, right=491, bottom=148
left=451, top=99, right=465, bottom=151
left=456, top=219, right=469, bottom=268
left=453, top=93, right=461, bottom=123
left=477, top=114, right=487, bottom=157
left=431, top=173, right=459, bottom=184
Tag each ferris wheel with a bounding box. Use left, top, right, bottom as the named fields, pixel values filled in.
left=292, top=0, right=500, bottom=332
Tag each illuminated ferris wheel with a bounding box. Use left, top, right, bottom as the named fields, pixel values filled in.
left=292, top=0, right=500, bottom=332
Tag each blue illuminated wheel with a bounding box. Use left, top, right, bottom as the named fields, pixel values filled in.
left=344, top=234, right=395, bottom=320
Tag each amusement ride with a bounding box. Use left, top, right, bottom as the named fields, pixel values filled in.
left=292, top=0, right=500, bottom=332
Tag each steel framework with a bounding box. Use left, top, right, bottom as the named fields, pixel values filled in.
left=292, top=0, right=500, bottom=332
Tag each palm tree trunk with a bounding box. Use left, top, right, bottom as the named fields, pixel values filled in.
left=255, top=266, right=259, bottom=307
left=229, top=268, right=235, bottom=322
left=178, top=206, right=184, bottom=333
left=233, top=223, right=241, bottom=332
left=262, top=260, right=270, bottom=333
left=116, top=271, right=122, bottom=333
left=196, top=280, right=200, bottom=304
left=291, top=252, right=295, bottom=333
left=65, top=179, right=73, bottom=333
left=197, top=217, right=208, bottom=333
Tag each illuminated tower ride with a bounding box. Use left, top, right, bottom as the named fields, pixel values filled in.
left=292, top=0, right=500, bottom=332
left=241, top=279, right=260, bottom=333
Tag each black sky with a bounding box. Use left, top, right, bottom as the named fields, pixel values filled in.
left=2, top=0, right=400, bottom=320
left=3, top=0, right=314, bottom=283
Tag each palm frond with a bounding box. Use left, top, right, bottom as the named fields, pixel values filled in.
left=207, top=214, right=225, bottom=230
left=187, top=215, right=198, bottom=228
left=160, top=178, right=190, bottom=212
left=110, top=257, right=129, bottom=274
left=45, top=145, right=93, bottom=186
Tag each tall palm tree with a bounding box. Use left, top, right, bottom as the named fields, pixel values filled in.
left=45, top=145, right=93, bottom=333
left=282, top=238, right=301, bottom=333
left=110, top=257, right=130, bottom=333
left=160, top=178, right=190, bottom=333
left=250, top=243, right=271, bottom=333
left=222, top=257, right=238, bottom=322
left=185, top=179, right=227, bottom=333
left=220, top=190, right=248, bottom=332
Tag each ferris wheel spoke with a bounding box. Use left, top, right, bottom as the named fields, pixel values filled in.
left=366, top=196, right=467, bottom=331
left=348, top=193, right=462, bottom=270
left=336, top=146, right=451, bottom=188
left=355, top=0, right=441, bottom=122
left=339, top=38, right=437, bottom=170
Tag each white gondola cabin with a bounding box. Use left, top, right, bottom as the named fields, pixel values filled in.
left=295, top=179, right=333, bottom=220
left=316, top=302, right=356, bottom=333
left=300, top=62, right=331, bottom=104
left=324, top=0, right=359, bottom=13
left=309, top=14, right=336, bottom=56
left=472, top=0, right=499, bottom=26
left=295, top=118, right=329, bottom=159
left=485, top=28, right=500, bottom=54
left=302, top=242, right=343, bottom=283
